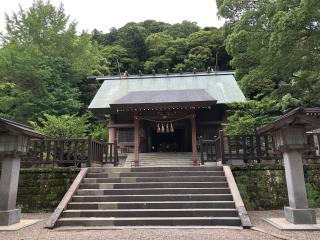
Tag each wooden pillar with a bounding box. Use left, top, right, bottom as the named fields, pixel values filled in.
left=134, top=113, right=140, bottom=166
left=191, top=113, right=198, bottom=165
left=108, top=116, right=116, bottom=143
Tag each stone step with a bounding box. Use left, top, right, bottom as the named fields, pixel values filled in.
left=130, top=167, right=223, bottom=172
left=77, top=188, right=231, bottom=196
left=56, top=216, right=241, bottom=227
left=72, top=194, right=233, bottom=202
left=67, top=201, right=236, bottom=209
left=138, top=153, right=192, bottom=156
left=53, top=164, right=247, bottom=228
left=82, top=176, right=227, bottom=183
left=121, top=171, right=224, bottom=177
left=135, top=164, right=195, bottom=167
left=62, top=209, right=239, bottom=218
left=79, top=182, right=229, bottom=189
left=139, top=158, right=192, bottom=162
left=86, top=171, right=225, bottom=178
left=136, top=163, right=192, bottom=165
left=87, top=166, right=223, bottom=173
left=139, top=158, right=192, bottom=161
left=138, top=160, right=192, bottom=161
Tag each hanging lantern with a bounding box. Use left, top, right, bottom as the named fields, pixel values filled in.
left=170, top=122, right=174, bottom=133
left=157, top=123, right=160, bottom=133
left=161, top=123, right=165, bottom=133
left=166, top=123, right=169, bottom=133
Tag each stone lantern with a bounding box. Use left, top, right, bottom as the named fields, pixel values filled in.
left=0, top=118, right=44, bottom=226
left=258, top=107, right=320, bottom=224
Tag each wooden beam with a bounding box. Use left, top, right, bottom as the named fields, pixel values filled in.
left=191, top=113, right=198, bottom=165
left=133, top=113, right=140, bottom=166
left=108, top=123, right=134, bottom=128
left=198, top=121, right=223, bottom=126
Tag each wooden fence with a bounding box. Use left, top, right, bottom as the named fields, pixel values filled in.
left=22, top=137, right=119, bottom=167
left=200, top=131, right=320, bottom=165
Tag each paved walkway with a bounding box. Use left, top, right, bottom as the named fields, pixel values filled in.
left=1, top=209, right=320, bottom=240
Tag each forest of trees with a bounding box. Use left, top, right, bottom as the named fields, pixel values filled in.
left=91, top=21, right=231, bottom=75
left=218, top=0, right=320, bottom=134
left=0, top=0, right=319, bottom=137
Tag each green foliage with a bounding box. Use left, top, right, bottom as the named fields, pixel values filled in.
left=165, top=21, right=200, bottom=38
left=217, top=0, right=320, bottom=105
left=0, top=0, right=99, bottom=122
left=225, top=100, right=280, bottom=134
left=31, top=113, right=91, bottom=138
left=92, top=20, right=231, bottom=74
left=92, top=124, right=109, bottom=142
left=217, top=0, right=320, bottom=134
left=16, top=168, right=79, bottom=212
left=233, top=164, right=320, bottom=210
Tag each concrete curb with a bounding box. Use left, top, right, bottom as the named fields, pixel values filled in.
left=223, top=165, right=252, bottom=228
left=46, top=168, right=88, bottom=229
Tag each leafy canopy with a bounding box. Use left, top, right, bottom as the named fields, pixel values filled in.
left=0, top=0, right=99, bottom=122
left=31, top=113, right=91, bottom=138
left=217, top=0, right=320, bottom=134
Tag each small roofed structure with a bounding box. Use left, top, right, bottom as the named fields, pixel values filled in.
left=0, top=118, right=44, bottom=155
left=258, top=107, right=320, bottom=226
left=88, top=72, right=245, bottom=166
left=258, top=107, right=320, bottom=134
left=0, top=118, right=44, bottom=226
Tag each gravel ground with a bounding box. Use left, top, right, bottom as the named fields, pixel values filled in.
left=1, top=209, right=320, bottom=240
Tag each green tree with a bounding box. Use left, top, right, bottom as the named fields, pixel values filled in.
left=0, top=0, right=99, bottom=122
left=31, top=113, right=91, bottom=138
left=217, top=0, right=320, bottom=134
left=185, top=29, right=228, bottom=70
left=92, top=20, right=231, bottom=73
left=166, top=21, right=200, bottom=38
left=217, top=0, right=320, bottom=104
left=225, top=99, right=280, bottom=135
left=92, top=124, right=109, bottom=142
left=102, top=45, right=132, bottom=74
left=117, top=22, right=148, bottom=71
left=144, top=33, right=175, bottom=72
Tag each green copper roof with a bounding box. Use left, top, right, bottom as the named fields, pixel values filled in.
left=88, top=72, right=246, bottom=109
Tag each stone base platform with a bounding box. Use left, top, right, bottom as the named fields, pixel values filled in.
left=264, top=218, right=320, bottom=231
left=0, top=219, right=41, bottom=231
left=0, top=209, right=21, bottom=226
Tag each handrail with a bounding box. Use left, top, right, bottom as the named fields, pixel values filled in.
left=23, top=137, right=119, bottom=167
left=46, top=168, right=88, bottom=228
left=199, top=131, right=320, bottom=165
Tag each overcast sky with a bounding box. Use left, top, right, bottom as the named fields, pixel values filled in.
left=0, top=0, right=224, bottom=33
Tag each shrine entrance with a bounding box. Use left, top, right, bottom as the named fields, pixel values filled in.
left=150, top=129, right=184, bottom=152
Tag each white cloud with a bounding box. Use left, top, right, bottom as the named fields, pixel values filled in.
left=0, top=0, right=224, bottom=33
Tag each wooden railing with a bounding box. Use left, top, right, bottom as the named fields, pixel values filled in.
left=199, top=131, right=320, bottom=165
left=22, top=137, right=119, bottom=167
left=89, top=138, right=119, bottom=166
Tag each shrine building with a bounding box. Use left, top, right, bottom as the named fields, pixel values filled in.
left=88, top=71, right=245, bottom=165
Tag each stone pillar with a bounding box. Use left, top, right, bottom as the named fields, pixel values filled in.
left=273, top=127, right=316, bottom=224
left=0, top=157, right=21, bottom=226
left=283, top=150, right=316, bottom=224
left=133, top=113, right=140, bottom=166
left=108, top=116, right=116, bottom=144
left=191, top=114, right=198, bottom=165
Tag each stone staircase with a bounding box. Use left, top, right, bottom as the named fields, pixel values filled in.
left=55, top=166, right=244, bottom=228
left=125, top=152, right=195, bottom=167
